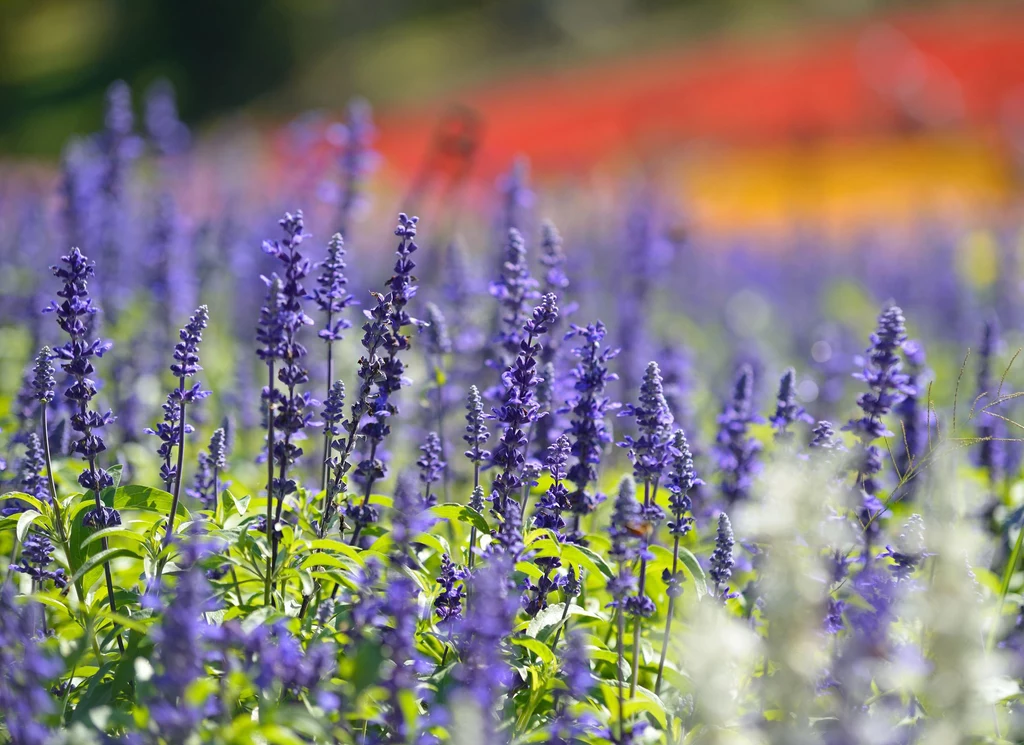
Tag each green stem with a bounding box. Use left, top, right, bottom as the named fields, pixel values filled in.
left=630, top=478, right=652, bottom=698
left=989, top=516, right=1024, bottom=651
left=264, top=361, right=276, bottom=607
left=655, top=535, right=681, bottom=695
left=616, top=605, right=627, bottom=743
left=41, top=410, right=88, bottom=608
left=162, top=378, right=187, bottom=548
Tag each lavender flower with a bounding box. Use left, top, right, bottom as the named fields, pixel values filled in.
left=417, top=432, right=446, bottom=508
left=770, top=367, right=811, bottom=441
left=563, top=322, right=619, bottom=534
left=714, top=364, right=764, bottom=509
left=709, top=512, right=736, bottom=599
left=498, top=156, right=533, bottom=234
left=391, top=473, right=437, bottom=566
left=548, top=631, right=603, bottom=743
left=538, top=221, right=569, bottom=366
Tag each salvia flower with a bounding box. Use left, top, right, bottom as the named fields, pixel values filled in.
left=17, top=434, right=49, bottom=503
left=714, top=364, right=764, bottom=509
left=881, top=513, right=928, bottom=581
left=975, top=318, right=1005, bottom=482
left=665, top=429, right=701, bottom=539
left=895, top=340, right=928, bottom=479
left=32, top=347, right=56, bottom=405
left=563, top=322, right=620, bottom=529
left=709, top=512, right=736, bottom=599
left=391, top=473, right=437, bottom=566
left=147, top=561, right=217, bottom=741
left=0, top=587, right=60, bottom=744
left=380, top=574, right=431, bottom=742
left=312, top=232, right=356, bottom=343
left=463, top=385, right=491, bottom=467
left=423, top=301, right=453, bottom=357
left=417, top=432, right=446, bottom=508
left=488, top=227, right=539, bottom=379
left=144, top=78, right=190, bottom=157
left=45, top=246, right=116, bottom=494
left=809, top=420, right=844, bottom=451
left=533, top=435, right=572, bottom=533
left=547, top=631, right=604, bottom=744
left=334, top=97, right=376, bottom=235
left=607, top=476, right=642, bottom=605
left=456, top=557, right=516, bottom=728
left=262, top=212, right=316, bottom=505
left=434, top=553, right=468, bottom=625
left=843, top=306, right=913, bottom=542
left=147, top=305, right=210, bottom=491
left=489, top=293, right=558, bottom=527
left=187, top=427, right=230, bottom=509
left=770, top=367, right=811, bottom=441
left=14, top=532, right=68, bottom=589
left=353, top=214, right=421, bottom=504
left=619, top=360, right=675, bottom=486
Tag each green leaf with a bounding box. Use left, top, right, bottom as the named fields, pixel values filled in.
left=309, top=539, right=364, bottom=564
left=562, top=544, right=614, bottom=580
left=80, top=526, right=148, bottom=550
left=512, top=636, right=557, bottom=666
left=432, top=503, right=489, bottom=533
left=414, top=532, right=450, bottom=557
left=16, top=509, right=47, bottom=541
left=71, top=547, right=142, bottom=585
left=525, top=602, right=605, bottom=638
left=113, top=484, right=188, bottom=518
left=676, top=547, right=708, bottom=599
left=229, top=490, right=251, bottom=516
left=369, top=494, right=393, bottom=508
left=1, top=491, right=49, bottom=515
left=299, top=553, right=351, bottom=571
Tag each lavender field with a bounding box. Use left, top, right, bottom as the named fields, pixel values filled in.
left=2, top=80, right=1024, bottom=745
